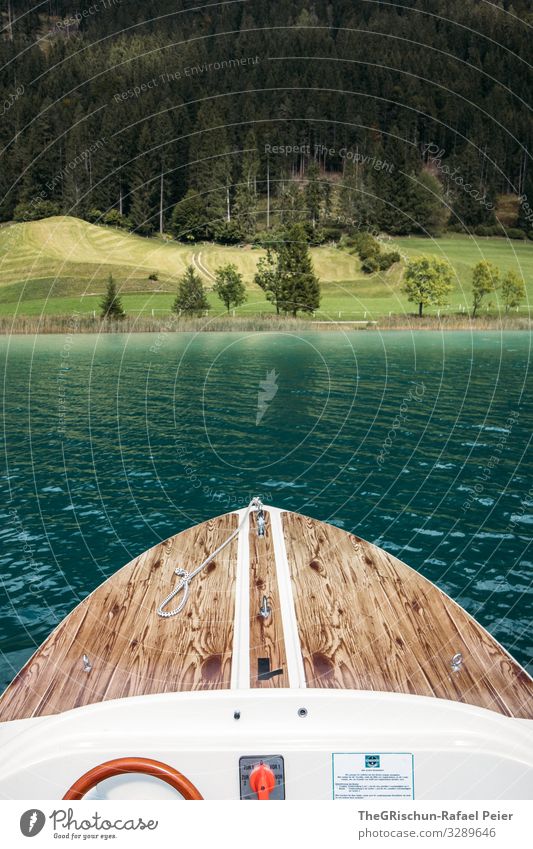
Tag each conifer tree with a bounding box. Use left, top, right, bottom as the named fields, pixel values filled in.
left=278, top=224, right=320, bottom=315
left=62, top=108, right=91, bottom=218
left=305, top=160, right=323, bottom=228
left=189, top=102, right=232, bottom=232
left=517, top=173, right=533, bottom=235
left=130, top=125, right=159, bottom=235
left=255, top=225, right=320, bottom=316
left=172, top=265, right=209, bottom=315
left=171, top=190, right=207, bottom=241
left=241, top=130, right=260, bottom=196
left=233, top=182, right=256, bottom=236
left=151, top=111, right=174, bottom=234
left=89, top=108, right=124, bottom=214
left=408, top=172, right=449, bottom=236
left=279, top=182, right=305, bottom=227
left=449, top=148, right=495, bottom=228
left=18, top=98, right=59, bottom=209
left=99, top=275, right=126, bottom=320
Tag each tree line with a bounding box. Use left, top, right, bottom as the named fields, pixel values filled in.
left=403, top=257, right=525, bottom=318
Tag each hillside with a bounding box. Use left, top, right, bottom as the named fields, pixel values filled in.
left=0, top=217, right=530, bottom=320
left=0, top=1, right=531, bottom=241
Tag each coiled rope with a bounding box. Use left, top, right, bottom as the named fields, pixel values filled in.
left=156, top=498, right=262, bottom=618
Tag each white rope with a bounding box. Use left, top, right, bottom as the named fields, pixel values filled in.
left=156, top=498, right=262, bottom=618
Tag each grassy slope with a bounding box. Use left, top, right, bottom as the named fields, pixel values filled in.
left=394, top=236, right=533, bottom=306
left=0, top=217, right=531, bottom=319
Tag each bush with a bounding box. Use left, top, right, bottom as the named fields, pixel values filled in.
left=13, top=199, right=61, bottom=221
left=320, top=224, right=344, bottom=241
left=86, top=208, right=103, bottom=223
left=504, top=228, right=526, bottom=240
left=351, top=231, right=400, bottom=273
left=209, top=219, right=245, bottom=244
left=353, top=232, right=381, bottom=260
left=306, top=226, right=328, bottom=246
left=474, top=225, right=499, bottom=237
left=252, top=229, right=285, bottom=248
left=378, top=250, right=401, bottom=270
left=148, top=272, right=159, bottom=281
left=102, top=209, right=132, bottom=229
left=473, top=224, right=526, bottom=239
left=338, top=233, right=358, bottom=249
left=361, top=255, right=380, bottom=273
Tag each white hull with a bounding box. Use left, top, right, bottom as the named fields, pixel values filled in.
left=1, top=689, right=532, bottom=800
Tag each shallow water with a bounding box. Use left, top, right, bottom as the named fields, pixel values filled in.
left=0, top=330, right=531, bottom=687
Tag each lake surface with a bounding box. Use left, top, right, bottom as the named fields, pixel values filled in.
left=1, top=330, right=532, bottom=687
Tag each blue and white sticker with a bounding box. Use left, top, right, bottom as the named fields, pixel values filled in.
left=332, top=752, right=414, bottom=800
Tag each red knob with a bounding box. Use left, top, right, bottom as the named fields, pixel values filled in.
left=249, top=763, right=276, bottom=800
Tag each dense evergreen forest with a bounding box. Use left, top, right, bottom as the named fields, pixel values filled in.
left=0, top=0, right=531, bottom=240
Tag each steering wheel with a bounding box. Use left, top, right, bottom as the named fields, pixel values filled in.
left=63, top=756, right=203, bottom=800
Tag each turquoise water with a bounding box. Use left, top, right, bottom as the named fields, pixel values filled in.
left=0, top=331, right=532, bottom=687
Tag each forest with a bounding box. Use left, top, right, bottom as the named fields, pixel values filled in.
left=0, top=0, right=532, bottom=242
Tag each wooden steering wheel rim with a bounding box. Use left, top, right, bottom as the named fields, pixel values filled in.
left=63, top=756, right=203, bottom=800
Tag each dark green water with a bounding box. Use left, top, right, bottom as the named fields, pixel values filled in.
left=1, top=331, right=532, bottom=687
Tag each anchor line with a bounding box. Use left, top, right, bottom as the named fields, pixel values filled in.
left=156, top=497, right=263, bottom=618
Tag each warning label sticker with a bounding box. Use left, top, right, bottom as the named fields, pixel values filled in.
left=332, top=752, right=414, bottom=800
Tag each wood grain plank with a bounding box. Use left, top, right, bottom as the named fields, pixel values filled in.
left=283, top=511, right=533, bottom=719
left=0, top=514, right=238, bottom=721
left=107, top=514, right=237, bottom=698
left=43, top=544, right=162, bottom=714
left=249, top=511, right=288, bottom=688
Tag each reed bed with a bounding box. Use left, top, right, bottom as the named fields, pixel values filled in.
left=0, top=313, right=530, bottom=335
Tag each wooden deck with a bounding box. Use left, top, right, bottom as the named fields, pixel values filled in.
left=0, top=514, right=238, bottom=722
left=1, top=507, right=532, bottom=722
left=283, top=512, right=533, bottom=719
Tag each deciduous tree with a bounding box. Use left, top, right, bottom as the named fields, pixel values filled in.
left=471, top=261, right=499, bottom=318
left=501, top=270, right=525, bottom=313
left=213, top=263, right=247, bottom=312
left=403, top=256, right=454, bottom=317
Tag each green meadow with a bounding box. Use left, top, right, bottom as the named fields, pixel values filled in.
left=0, top=217, right=531, bottom=321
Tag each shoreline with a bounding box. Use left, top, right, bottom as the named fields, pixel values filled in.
left=0, top=315, right=530, bottom=335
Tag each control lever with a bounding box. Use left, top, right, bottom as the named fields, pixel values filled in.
left=249, top=763, right=276, bottom=800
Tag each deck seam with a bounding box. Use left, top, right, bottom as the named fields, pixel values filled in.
left=231, top=508, right=250, bottom=689
left=270, top=509, right=307, bottom=689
